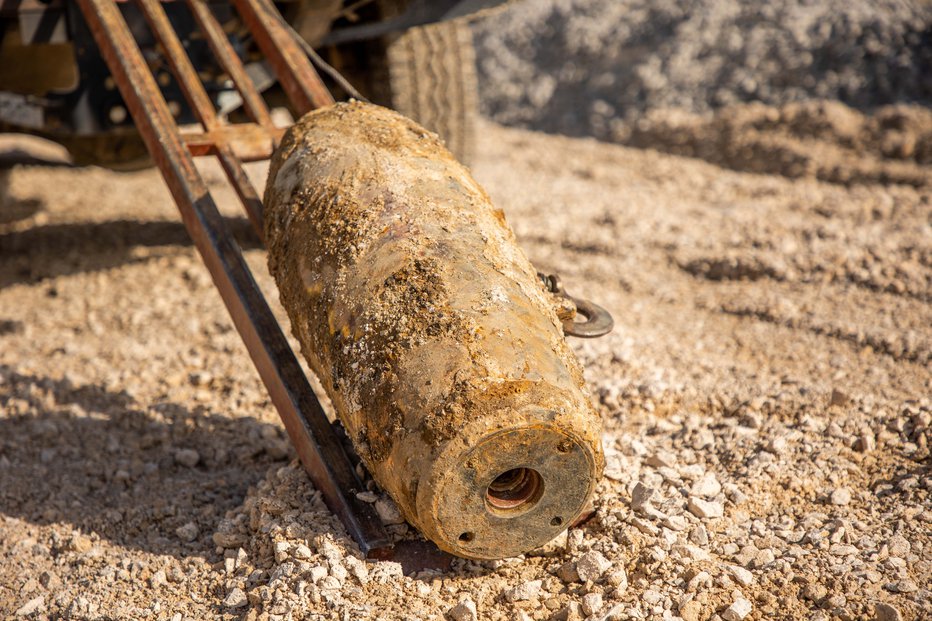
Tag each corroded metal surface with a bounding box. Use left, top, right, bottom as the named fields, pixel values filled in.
left=264, top=101, right=604, bottom=559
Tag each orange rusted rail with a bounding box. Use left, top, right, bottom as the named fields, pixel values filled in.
left=73, top=0, right=392, bottom=558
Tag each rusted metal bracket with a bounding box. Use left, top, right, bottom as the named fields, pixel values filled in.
left=73, top=0, right=394, bottom=557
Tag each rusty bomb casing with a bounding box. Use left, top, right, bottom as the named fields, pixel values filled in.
left=263, top=102, right=603, bottom=559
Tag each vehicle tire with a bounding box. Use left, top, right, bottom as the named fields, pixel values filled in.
left=324, top=1, right=480, bottom=165
left=376, top=18, right=479, bottom=164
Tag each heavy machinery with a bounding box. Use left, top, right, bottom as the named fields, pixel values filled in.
left=0, top=0, right=613, bottom=566
left=0, top=0, right=493, bottom=166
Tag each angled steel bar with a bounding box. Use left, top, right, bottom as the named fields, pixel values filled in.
left=135, top=0, right=270, bottom=241
left=183, top=0, right=274, bottom=128
left=74, top=0, right=391, bottom=556
left=229, top=0, right=333, bottom=114
left=216, top=144, right=265, bottom=238
left=135, top=0, right=220, bottom=131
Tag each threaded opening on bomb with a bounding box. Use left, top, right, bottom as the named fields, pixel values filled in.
left=485, top=468, right=543, bottom=513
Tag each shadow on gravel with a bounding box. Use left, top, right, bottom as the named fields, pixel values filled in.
left=0, top=216, right=261, bottom=290
left=0, top=365, right=288, bottom=559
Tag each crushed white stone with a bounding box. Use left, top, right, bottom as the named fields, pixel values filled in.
left=727, top=565, right=754, bottom=586
left=556, top=560, right=580, bottom=583
left=687, top=497, right=724, bottom=519
left=175, top=522, right=198, bottom=542
left=630, top=481, right=655, bottom=511
left=355, top=491, right=378, bottom=503
left=293, top=543, right=312, bottom=559
left=690, top=472, right=722, bottom=498
left=308, top=565, right=328, bottom=583
left=722, top=597, right=753, bottom=621
left=873, top=602, right=902, bottom=621
left=15, top=596, right=45, bottom=617
left=503, top=579, right=543, bottom=602
left=374, top=497, right=405, bottom=525
left=448, top=598, right=477, bottom=621
left=222, top=588, right=247, bottom=609
left=575, top=551, right=612, bottom=582
left=581, top=592, right=604, bottom=616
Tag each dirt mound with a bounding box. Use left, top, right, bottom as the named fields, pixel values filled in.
left=618, top=100, right=932, bottom=186
left=473, top=0, right=932, bottom=138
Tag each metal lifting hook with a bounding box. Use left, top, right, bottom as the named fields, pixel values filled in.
left=538, top=272, right=614, bottom=338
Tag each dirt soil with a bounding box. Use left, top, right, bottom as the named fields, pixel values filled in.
left=0, top=101, right=930, bottom=621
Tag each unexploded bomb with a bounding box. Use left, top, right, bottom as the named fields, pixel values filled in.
left=263, top=101, right=603, bottom=559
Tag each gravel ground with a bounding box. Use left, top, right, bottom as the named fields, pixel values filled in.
left=0, top=3, right=930, bottom=616
left=473, top=0, right=932, bottom=140
left=1, top=103, right=930, bottom=620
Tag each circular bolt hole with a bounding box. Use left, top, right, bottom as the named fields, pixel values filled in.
left=550, top=516, right=563, bottom=527
left=458, top=532, right=474, bottom=543
left=486, top=468, right=543, bottom=512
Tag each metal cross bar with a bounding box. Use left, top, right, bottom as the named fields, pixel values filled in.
left=135, top=0, right=220, bottom=131
left=229, top=0, right=333, bottom=114
left=183, top=0, right=274, bottom=128
left=134, top=0, right=268, bottom=237
left=216, top=144, right=266, bottom=237
left=182, top=123, right=283, bottom=160
left=73, top=0, right=392, bottom=557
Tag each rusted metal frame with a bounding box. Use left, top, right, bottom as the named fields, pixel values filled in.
left=134, top=0, right=267, bottom=238
left=74, top=0, right=391, bottom=555
left=139, top=0, right=284, bottom=239
left=182, top=123, right=283, bottom=159
left=229, top=0, right=333, bottom=115
left=183, top=0, right=274, bottom=128
left=216, top=145, right=265, bottom=238
left=135, top=0, right=220, bottom=131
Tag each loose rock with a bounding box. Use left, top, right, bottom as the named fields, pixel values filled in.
left=874, top=602, right=902, bottom=621
left=448, top=599, right=477, bottom=621
left=575, top=551, right=611, bottom=582
left=721, top=598, right=753, bottom=621
left=687, top=497, right=724, bottom=519
left=15, top=596, right=45, bottom=617
left=581, top=592, right=604, bottom=616
left=831, top=488, right=852, bottom=505
left=503, top=580, right=542, bottom=603
left=222, top=587, right=247, bottom=609
left=173, top=448, right=200, bottom=468
left=175, top=522, right=198, bottom=542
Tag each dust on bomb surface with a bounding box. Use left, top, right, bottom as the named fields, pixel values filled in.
left=1, top=98, right=929, bottom=619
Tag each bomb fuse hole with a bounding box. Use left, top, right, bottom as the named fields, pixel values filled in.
left=486, top=468, right=543, bottom=512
